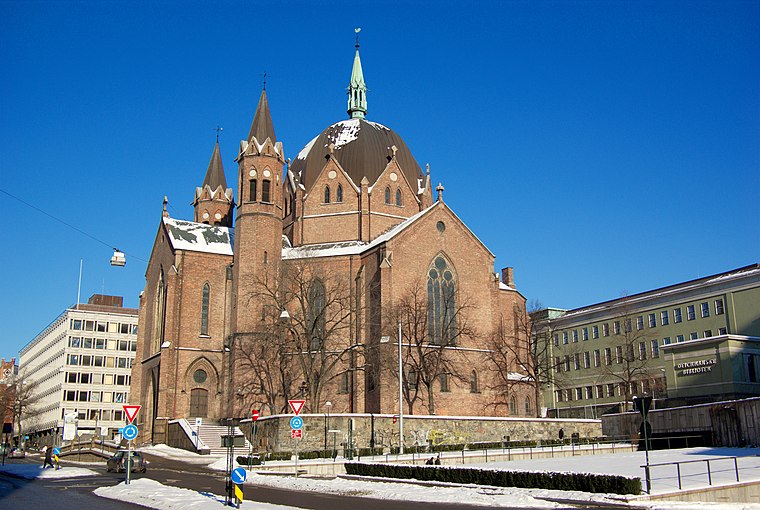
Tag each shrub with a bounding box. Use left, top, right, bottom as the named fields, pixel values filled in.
left=267, top=451, right=292, bottom=461
left=236, top=455, right=262, bottom=466
left=344, top=463, right=641, bottom=495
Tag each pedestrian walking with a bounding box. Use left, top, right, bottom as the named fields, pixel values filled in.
left=43, top=446, right=54, bottom=468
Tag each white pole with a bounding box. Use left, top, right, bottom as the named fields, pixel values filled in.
left=76, top=258, right=83, bottom=310
left=398, top=320, right=404, bottom=455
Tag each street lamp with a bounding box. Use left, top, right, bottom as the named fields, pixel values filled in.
left=324, top=401, right=332, bottom=455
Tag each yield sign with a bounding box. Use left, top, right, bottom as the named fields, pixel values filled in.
left=123, top=404, right=141, bottom=423
left=288, top=399, right=306, bottom=415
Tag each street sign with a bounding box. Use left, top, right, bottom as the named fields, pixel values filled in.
left=288, top=399, right=306, bottom=415
left=234, top=483, right=244, bottom=503
left=231, top=467, right=247, bottom=484
left=123, top=424, right=138, bottom=441
left=52, top=447, right=61, bottom=456
left=633, top=396, right=653, bottom=419
left=195, top=417, right=202, bottom=427
left=251, top=409, right=259, bottom=421
left=123, top=405, right=141, bottom=423
left=291, top=429, right=302, bottom=439
left=289, top=416, right=303, bottom=430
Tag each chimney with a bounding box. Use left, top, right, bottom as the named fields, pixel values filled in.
left=502, top=267, right=515, bottom=288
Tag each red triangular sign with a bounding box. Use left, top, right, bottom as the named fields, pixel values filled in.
left=123, top=405, right=141, bottom=423
left=288, top=400, right=305, bottom=415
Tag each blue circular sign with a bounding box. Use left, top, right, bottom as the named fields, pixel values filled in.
left=123, top=424, right=139, bottom=441
left=289, top=416, right=303, bottom=430
left=231, top=467, right=247, bottom=484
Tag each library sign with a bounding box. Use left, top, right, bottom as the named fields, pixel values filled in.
left=675, top=358, right=716, bottom=376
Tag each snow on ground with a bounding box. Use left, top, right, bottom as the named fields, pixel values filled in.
left=95, top=478, right=298, bottom=509
left=142, top=444, right=225, bottom=466
left=0, top=461, right=99, bottom=479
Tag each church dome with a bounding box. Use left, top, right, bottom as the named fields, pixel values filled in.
left=291, top=118, right=423, bottom=193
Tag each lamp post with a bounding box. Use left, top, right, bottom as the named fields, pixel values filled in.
left=398, top=321, right=404, bottom=455
left=324, top=401, right=332, bottom=456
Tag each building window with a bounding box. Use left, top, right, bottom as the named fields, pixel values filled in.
left=637, top=316, right=644, bottom=330
left=703, top=330, right=712, bottom=338
left=554, top=356, right=561, bottom=373
left=715, top=299, right=725, bottom=315
left=509, top=396, right=517, bottom=413
left=718, top=327, right=727, bottom=335
left=562, top=332, right=568, bottom=344
left=661, top=310, right=669, bottom=326
left=583, top=351, right=591, bottom=369
left=690, top=332, right=698, bottom=340
left=701, top=302, right=710, bottom=318
left=470, top=370, right=479, bottom=393
left=594, top=349, right=601, bottom=367
left=564, top=355, right=571, bottom=372
left=663, top=336, right=671, bottom=345
left=553, top=334, right=559, bottom=346
left=676, top=334, right=685, bottom=343
left=339, top=372, right=349, bottom=394
left=625, top=319, right=632, bottom=333
left=427, top=255, right=457, bottom=345
left=574, top=353, right=581, bottom=370
left=639, top=341, right=647, bottom=360
left=585, top=386, right=593, bottom=399
left=384, top=186, right=391, bottom=204
left=396, top=188, right=402, bottom=206
left=408, top=367, right=417, bottom=390
left=439, top=373, right=450, bottom=392
left=525, top=397, right=532, bottom=416
left=575, top=388, right=583, bottom=400
left=603, top=323, right=609, bottom=337
left=336, top=184, right=343, bottom=203
left=615, top=346, right=623, bottom=364
left=746, top=354, right=758, bottom=383
left=613, top=321, right=621, bottom=335
left=592, top=325, right=599, bottom=339
left=308, top=280, right=326, bottom=351
left=648, top=314, right=656, bottom=328
left=572, top=330, right=578, bottom=342
left=606, top=383, right=616, bottom=397
left=261, top=179, right=271, bottom=202
left=596, top=385, right=604, bottom=399
left=324, top=186, right=331, bottom=203
left=687, top=305, right=696, bottom=321
left=604, top=347, right=612, bottom=365
left=566, top=389, right=573, bottom=402
left=201, top=283, right=210, bottom=336
left=249, top=179, right=257, bottom=202
left=556, top=390, right=564, bottom=402
left=193, top=369, right=207, bottom=384
left=674, top=308, right=682, bottom=323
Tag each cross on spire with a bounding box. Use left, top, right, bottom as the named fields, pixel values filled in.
left=214, top=126, right=223, bottom=142
left=262, top=71, right=267, bottom=91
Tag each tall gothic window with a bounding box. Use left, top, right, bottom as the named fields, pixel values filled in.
left=308, top=280, right=326, bottom=351
left=154, top=268, right=167, bottom=354
left=200, top=283, right=209, bottom=336
left=336, top=184, right=343, bottom=203
left=408, top=367, right=417, bottom=390
left=384, top=186, right=391, bottom=204
left=249, top=179, right=257, bottom=202
left=470, top=370, right=479, bottom=393
left=427, top=255, right=456, bottom=345
left=324, top=186, right=331, bottom=204
left=262, top=180, right=271, bottom=202
left=395, top=188, right=402, bottom=206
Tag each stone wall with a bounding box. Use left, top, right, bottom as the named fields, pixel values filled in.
left=242, top=413, right=602, bottom=454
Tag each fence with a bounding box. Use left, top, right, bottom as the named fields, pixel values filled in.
left=643, top=454, right=760, bottom=493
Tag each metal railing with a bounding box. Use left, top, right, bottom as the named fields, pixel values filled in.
left=643, top=454, right=760, bottom=492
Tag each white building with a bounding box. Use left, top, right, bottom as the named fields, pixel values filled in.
left=18, top=294, right=137, bottom=444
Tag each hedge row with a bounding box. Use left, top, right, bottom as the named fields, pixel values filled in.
left=344, top=463, right=641, bottom=495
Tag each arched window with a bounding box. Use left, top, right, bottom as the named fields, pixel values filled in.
left=308, top=280, right=326, bottom=351
left=427, top=255, right=456, bottom=345
left=470, top=370, right=479, bottom=393
left=249, top=179, right=257, bottom=202
left=200, top=283, right=209, bottom=336
left=439, top=373, right=450, bottom=392
left=336, top=184, right=343, bottom=203
left=384, top=186, right=391, bottom=204
left=396, top=188, right=402, bottom=206
left=324, top=186, right=331, bottom=204
left=524, top=397, right=532, bottom=416
left=408, top=367, right=417, bottom=390
left=509, top=396, right=517, bottom=415
left=262, top=180, right=271, bottom=202
left=154, top=268, right=167, bottom=354
left=189, top=388, right=208, bottom=417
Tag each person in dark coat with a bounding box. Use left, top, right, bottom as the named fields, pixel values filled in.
left=43, top=446, right=54, bottom=468
left=434, top=454, right=441, bottom=465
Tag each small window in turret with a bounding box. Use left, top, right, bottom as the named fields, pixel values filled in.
left=396, top=188, right=402, bottom=206
left=324, top=186, right=331, bottom=204
left=249, top=180, right=257, bottom=202
left=336, top=184, right=343, bottom=203
left=384, top=186, right=391, bottom=204
left=262, top=180, right=271, bottom=202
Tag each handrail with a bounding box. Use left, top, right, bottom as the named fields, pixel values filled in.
left=641, top=454, right=760, bottom=491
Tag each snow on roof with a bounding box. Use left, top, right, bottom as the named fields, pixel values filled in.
left=295, top=134, right=318, bottom=161
left=499, top=281, right=516, bottom=292
left=163, top=217, right=233, bottom=256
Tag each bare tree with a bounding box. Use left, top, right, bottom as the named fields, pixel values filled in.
left=238, top=259, right=356, bottom=414
left=7, top=372, right=42, bottom=446
left=384, top=282, right=475, bottom=415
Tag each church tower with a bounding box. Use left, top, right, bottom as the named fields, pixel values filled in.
left=231, top=89, right=285, bottom=333
left=193, top=140, right=234, bottom=226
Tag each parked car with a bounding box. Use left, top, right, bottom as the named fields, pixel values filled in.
left=106, top=450, right=147, bottom=473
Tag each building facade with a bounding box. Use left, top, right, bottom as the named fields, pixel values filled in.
left=18, top=294, right=137, bottom=445
left=131, top=41, right=532, bottom=445
left=539, top=264, right=760, bottom=418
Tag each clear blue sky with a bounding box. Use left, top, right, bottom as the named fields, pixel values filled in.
left=1, top=1, right=758, bottom=360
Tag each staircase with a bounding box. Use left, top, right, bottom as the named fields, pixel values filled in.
left=191, top=421, right=252, bottom=456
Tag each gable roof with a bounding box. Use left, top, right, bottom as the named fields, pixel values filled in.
left=163, top=217, right=233, bottom=256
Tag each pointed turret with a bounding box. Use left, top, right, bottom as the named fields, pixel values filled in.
left=347, top=29, right=367, bottom=119
left=193, top=140, right=234, bottom=226
left=248, top=89, right=276, bottom=144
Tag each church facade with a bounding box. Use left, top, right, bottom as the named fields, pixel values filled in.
left=130, top=42, right=531, bottom=444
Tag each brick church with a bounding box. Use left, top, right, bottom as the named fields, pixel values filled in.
left=130, top=40, right=531, bottom=444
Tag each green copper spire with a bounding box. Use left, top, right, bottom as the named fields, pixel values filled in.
left=347, top=28, right=367, bottom=119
